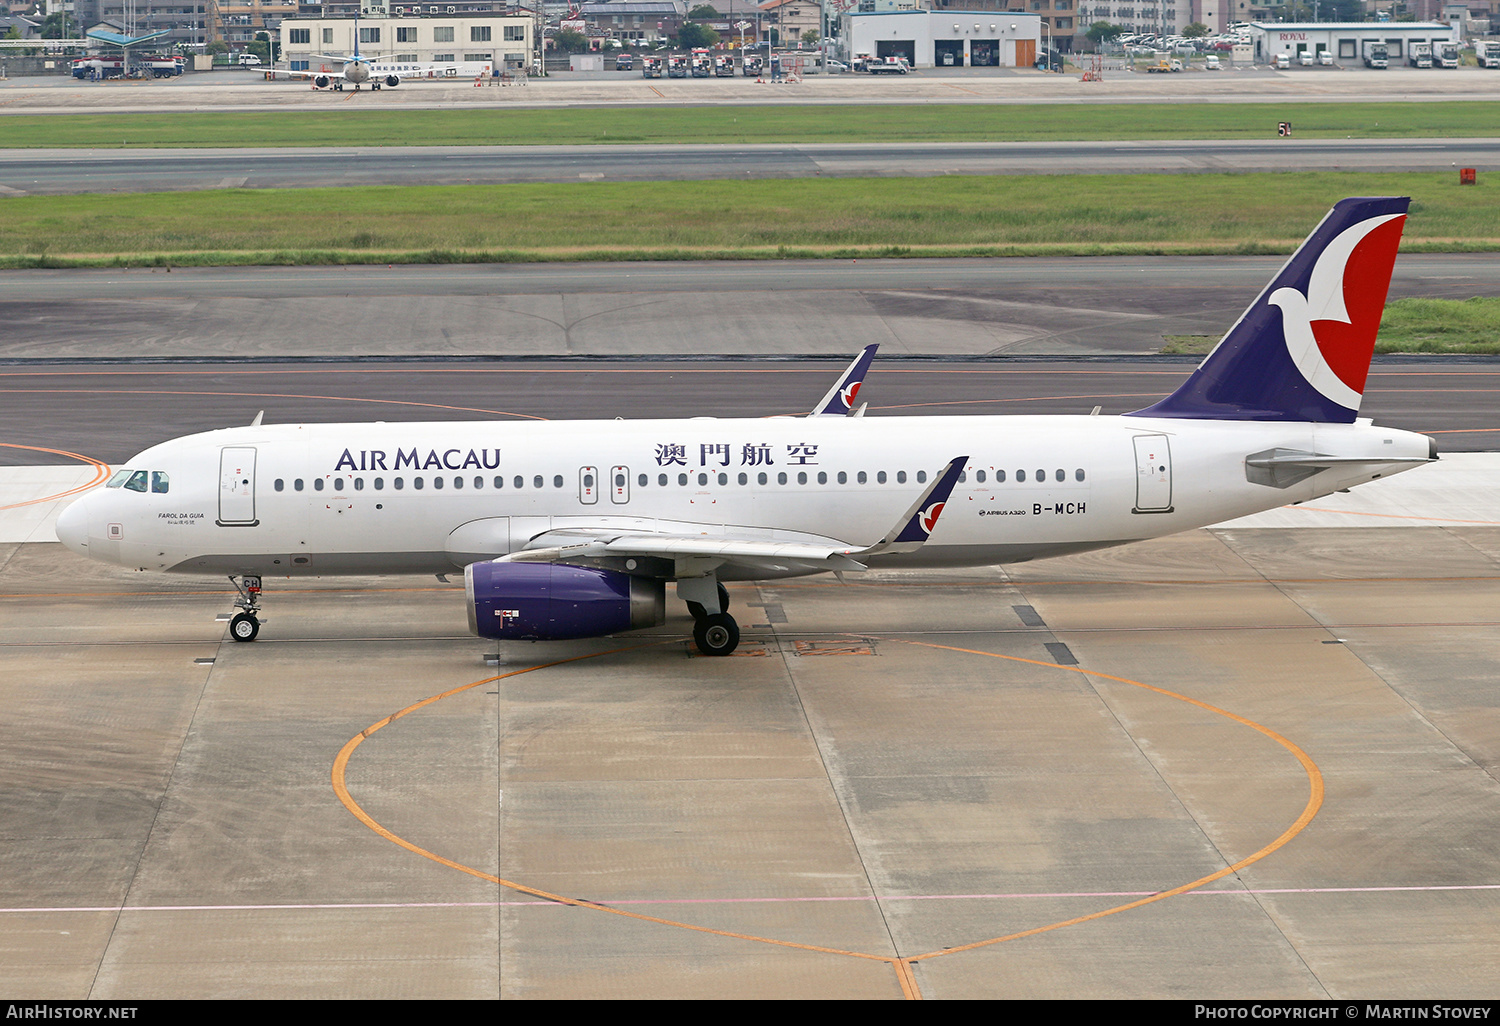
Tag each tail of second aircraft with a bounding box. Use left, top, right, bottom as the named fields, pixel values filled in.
left=1129, top=196, right=1409, bottom=424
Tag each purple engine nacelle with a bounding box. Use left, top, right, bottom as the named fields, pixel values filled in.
left=465, top=562, right=665, bottom=641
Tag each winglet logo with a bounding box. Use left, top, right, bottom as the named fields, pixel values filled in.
left=1270, top=212, right=1405, bottom=412
left=919, top=501, right=945, bottom=536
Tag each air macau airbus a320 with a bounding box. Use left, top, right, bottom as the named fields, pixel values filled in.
left=56, top=198, right=1435, bottom=656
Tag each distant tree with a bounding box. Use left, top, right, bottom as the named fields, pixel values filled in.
left=206, top=40, right=230, bottom=55
left=1182, top=22, right=1210, bottom=37
left=677, top=22, right=719, bottom=48
left=552, top=28, right=589, bottom=52
left=39, top=11, right=69, bottom=38
left=801, top=28, right=819, bottom=46
left=688, top=4, right=721, bottom=17
left=1085, top=21, right=1125, bottom=45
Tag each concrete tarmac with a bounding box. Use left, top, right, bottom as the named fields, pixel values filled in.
left=3, top=254, right=1499, bottom=360
left=1, top=485, right=1498, bottom=997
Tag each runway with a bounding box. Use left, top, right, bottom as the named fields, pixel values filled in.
left=4, top=137, right=1497, bottom=194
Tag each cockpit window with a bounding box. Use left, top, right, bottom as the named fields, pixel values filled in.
left=151, top=471, right=170, bottom=494
left=106, top=470, right=132, bottom=488
left=123, top=470, right=148, bottom=493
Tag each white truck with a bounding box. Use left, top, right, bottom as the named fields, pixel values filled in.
left=1480, top=41, right=1500, bottom=68
left=1408, top=42, right=1432, bottom=68
left=1438, top=42, right=1460, bottom=69
left=1361, top=40, right=1388, bottom=68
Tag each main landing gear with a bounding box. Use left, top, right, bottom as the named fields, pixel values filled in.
left=228, top=575, right=263, bottom=643
left=683, top=581, right=739, bottom=657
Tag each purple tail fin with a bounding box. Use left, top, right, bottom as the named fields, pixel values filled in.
left=1129, top=197, right=1408, bottom=424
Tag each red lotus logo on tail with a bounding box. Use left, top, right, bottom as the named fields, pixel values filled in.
left=919, top=501, right=945, bottom=535
left=1271, top=212, right=1406, bottom=410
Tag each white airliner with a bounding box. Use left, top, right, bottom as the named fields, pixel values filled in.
left=273, top=16, right=493, bottom=90
left=55, top=198, right=1435, bottom=655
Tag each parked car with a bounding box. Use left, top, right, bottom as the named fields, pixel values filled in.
left=1298, top=51, right=1314, bottom=66
left=1318, top=51, right=1334, bottom=66
left=238, top=53, right=262, bottom=66
left=1274, top=53, right=1291, bottom=69
left=615, top=54, right=634, bottom=71
left=1204, top=54, right=1220, bottom=70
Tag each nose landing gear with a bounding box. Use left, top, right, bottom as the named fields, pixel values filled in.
left=228, top=575, right=263, bottom=642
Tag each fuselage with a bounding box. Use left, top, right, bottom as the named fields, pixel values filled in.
left=55, top=414, right=1433, bottom=580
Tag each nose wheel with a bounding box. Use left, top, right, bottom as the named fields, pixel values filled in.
left=229, top=611, right=260, bottom=642
left=228, top=575, right=263, bottom=643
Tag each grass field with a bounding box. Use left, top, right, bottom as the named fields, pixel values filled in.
left=3, top=171, right=1495, bottom=268
left=1164, top=298, right=1500, bottom=356
left=9, top=101, right=1500, bottom=148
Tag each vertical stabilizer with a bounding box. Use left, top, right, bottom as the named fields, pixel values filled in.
left=1129, top=197, right=1409, bottom=423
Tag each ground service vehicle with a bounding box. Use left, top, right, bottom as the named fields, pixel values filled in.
left=690, top=50, right=712, bottom=77
left=1298, top=50, right=1313, bottom=65
left=1273, top=53, right=1290, bottom=69
left=1362, top=40, right=1388, bottom=68
left=615, top=53, right=633, bottom=71
left=714, top=54, right=735, bottom=76
left=141, top=54, right=185, bottom=77
left=1438, top=43, right=1459, bottom=68
left=641, top=55, right=663, bottom=77
left=71, top=56, right=125, bottom=79
left=667, top=54, right=688, bottom=77
left=1480, top=41, right=1500, bottom=67
left=1318, top=50, right=1333, bottom=65
left=741, top=54, right=762, bottom=76
left=868, top=56, right=909, bottom=74
left=1408, top=43, right=1432, bottom=68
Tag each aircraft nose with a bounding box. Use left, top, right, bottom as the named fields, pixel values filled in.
left=54, top=497, right=90, bottom=556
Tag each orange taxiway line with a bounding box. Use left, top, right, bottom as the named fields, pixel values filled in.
left=0, top=443, right=110, bottom=511
left=331, top=637, right=1325, bottom=998
left=886, top=637, right=1324, bottom=964
left=330, top=645, right=911, bottom=987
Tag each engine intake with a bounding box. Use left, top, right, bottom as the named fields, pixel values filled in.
left=465, top=562, right=664, bottom=641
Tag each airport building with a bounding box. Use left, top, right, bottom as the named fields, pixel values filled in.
left=839, top=9, right=1043, bottom=67
left=278, top=11, right=534, bottom=69
left=1245, top=21, right=1459, bottom=65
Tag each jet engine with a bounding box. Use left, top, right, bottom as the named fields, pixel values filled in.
left=465, top=562, right=664, bottom=641
left=385, top=75, right=400, bottom=87
left=314, top=75, right=330, bottom=88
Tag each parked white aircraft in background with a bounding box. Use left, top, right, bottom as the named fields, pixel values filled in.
left=272, top=15, right=493, bottom=90
left=56, top=198, right=1434, bottom=655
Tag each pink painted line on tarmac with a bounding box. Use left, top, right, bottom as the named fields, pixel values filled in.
left=3, top=883, right=1498, bottom=915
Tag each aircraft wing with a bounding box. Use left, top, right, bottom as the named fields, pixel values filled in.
left=270, top=67, right=350, bottom=80
left=502, top=526, right=870, bottom=573
left=495, top=456, right=968, bottom=575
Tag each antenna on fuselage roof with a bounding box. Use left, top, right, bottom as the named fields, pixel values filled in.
left=250, top=410, right=264, bottom=427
